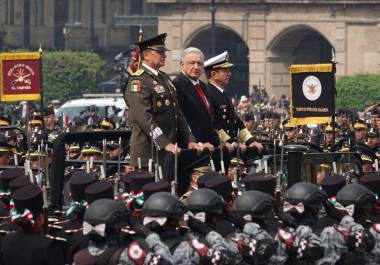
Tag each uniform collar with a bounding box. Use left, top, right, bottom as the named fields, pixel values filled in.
left=209, top=81, right=224, bottom=94
left=182, top=71, right=199, bottom=86
left=143, top=63, right=159, bottom=76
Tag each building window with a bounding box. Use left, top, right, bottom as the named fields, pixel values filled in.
left=115, top=0, right=127, bottom=16
left=6, top=0, right=15, bottom=24
left=35, top=0, right=44, bottom=25
left=101, top=0, right=106, bottom=24
left=130, top=0, right=142, bottom=15
left=73, top=0, right=82, bottom=23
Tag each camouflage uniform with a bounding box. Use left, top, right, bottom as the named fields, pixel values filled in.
left=270, top=225, right=323, bottom=265
left=118, top=233, right=173, bottom=265
left=317, top=215, right=365, bottom=265
left=173, top=230, right=234, bottom=265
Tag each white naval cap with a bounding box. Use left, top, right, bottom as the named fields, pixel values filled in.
left=204, top=51, right=234, bottom=70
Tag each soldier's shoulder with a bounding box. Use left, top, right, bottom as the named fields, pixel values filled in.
left=132, top=69, right=145, bottom=77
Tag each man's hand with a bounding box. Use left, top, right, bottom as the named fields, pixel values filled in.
left=249, top=141, right=263, bottom=153
left=238, top=143, right=247, bottom=153
left=188, top=142, right=202, bottom=155
left=165, top=143, right=181, bottom=155
left=223, top=142, right=235, bottom=153
left=201, top=142, right=215, bottom=153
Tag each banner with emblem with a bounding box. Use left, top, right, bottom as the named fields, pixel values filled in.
left=0, top=52, right=42, bottom=101
left=289, top=63, right=335, bottom=126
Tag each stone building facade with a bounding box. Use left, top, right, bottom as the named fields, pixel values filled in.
left=150, top=0, right=380, bottom=97
left=0, top=0, right=157, bottom=52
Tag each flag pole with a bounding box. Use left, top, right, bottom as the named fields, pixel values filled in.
left=38, top=42, right=43, bottom=110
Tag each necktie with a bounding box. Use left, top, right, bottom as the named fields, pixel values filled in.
left=195, top=83, right=211, bottom=116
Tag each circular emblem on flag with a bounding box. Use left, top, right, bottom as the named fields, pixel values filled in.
left=302, top=75, right=322, bottom=101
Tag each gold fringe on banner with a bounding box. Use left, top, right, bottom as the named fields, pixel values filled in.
left=0, top=52, right=41, bottom=102
left=290, top=117, right=332, bottom=126
left=290, top=64, right=333, bottom=74
left=289, top=63, right=334, bottom=126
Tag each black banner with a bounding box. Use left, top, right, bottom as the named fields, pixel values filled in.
left=290, top=64, right=335, bottom=125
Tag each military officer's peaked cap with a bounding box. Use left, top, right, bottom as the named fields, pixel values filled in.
left=204, top=51, right=234, bottom=70
left=136, top=33, right=170, bottom=52
left=43, top=107, right=55, bottom=116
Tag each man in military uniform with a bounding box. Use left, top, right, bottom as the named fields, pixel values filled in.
left=124, top=33, right=202, bottom=170
left=43, top=107, right=61, bottom=142
left=204, top=51, right=263, bottom=156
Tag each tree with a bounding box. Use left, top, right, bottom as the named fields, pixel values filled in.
left=42, top=51, right=104, bottom=104
left=336, top=74, right=380, bottom=112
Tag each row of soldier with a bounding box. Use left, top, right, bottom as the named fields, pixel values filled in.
left=1, top=162, right=380, bottom=264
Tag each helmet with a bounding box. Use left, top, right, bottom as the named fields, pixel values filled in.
left=234, top=191, right=274, bottom=219
left=143, top=192, right=186, bottom=219
left=285, top=182, right=326, bottom=208
left=84, top=199, right=127, bottom=226
left=186, top=188, right=226, bottom=214
left=337, top=184, right=376, bottom=208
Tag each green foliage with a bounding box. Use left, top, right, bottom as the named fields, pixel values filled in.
left=336, top=74, right=380, bottom=111
left=42, top=51, right=104, bottom=104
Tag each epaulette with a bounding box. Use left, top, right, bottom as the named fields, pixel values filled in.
left=132, top=69, right=144, bottom=76
left=45, top=234, right=68, bottom=242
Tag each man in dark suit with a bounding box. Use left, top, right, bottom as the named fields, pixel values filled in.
left=124, top=33, right=202, bottom=169
left=172, top=47, right=217, bottom=149
left=204, top=51, right=263, bottom=155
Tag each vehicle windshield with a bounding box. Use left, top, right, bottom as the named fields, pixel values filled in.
left=56, top=106, right=106, bottom=121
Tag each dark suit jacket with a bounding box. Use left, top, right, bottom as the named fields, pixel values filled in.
left=206, top=82, right=245, bottom=142
left=173, top=72, right=219, bottom=146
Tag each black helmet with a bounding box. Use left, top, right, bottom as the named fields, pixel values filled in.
left=234, top=191, right=274, bottom=219
left=336, top=184, right=376, bottom=208
left=84, top=199, right=127, bottom=226
left=143, top=192, right=186, bottom=219
left=285, top=182, right=326, bottom=208
left=186, top=188, right=226, bottom=214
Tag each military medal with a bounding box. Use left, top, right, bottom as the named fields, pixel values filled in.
left=165, top=99, right=170, bottom=106
left=154, top=85, right=165, bottom=93
left=157, top=101, right=162, bottom=107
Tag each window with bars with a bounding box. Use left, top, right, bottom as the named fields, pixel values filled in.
left=35, top=0, right=44, bottom=25
left=6, top=0, right=14, bottom=25
left=73, top=0, right=82, bottom=23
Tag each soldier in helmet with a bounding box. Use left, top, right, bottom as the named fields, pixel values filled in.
left=231, top=190, right=278, bottom=264
left=184, top=188, right=236, bottom=264
left=73, top=198, right=172, bottom=265
left=142, top=191, right=230, bottom=264
left=318, top=184, right=377, bottom=264
left=273, top=182, right=325, bottom=264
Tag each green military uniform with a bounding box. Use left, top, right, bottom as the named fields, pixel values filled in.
left=124, top=33, right=195, bottom=168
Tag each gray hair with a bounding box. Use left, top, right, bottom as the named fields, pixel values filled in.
left=180, top=47, right=205, bottom=62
